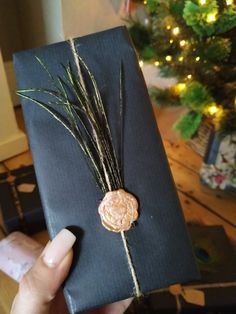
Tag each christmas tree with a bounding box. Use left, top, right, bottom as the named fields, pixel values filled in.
left=128, top=0, right=236, bottom=139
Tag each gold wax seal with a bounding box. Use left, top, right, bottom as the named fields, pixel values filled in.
left=98, top=189, right=139, bottom=232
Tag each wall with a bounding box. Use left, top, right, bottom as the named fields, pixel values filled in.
left=1, top=0, right=124, bottom=106
left=62, top=0, right=124, bottom=39
left=15, top=0, right=46, bottom=49
left=0, top=0, right=23, bottom=61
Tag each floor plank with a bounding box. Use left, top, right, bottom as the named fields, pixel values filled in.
left=0, top=272, right=18, bottom=314
left=0, top=163, right=7, bottom=173
left=3, top=151, right=33, bottom=170
left=168, top=158, right=236, bottom=226
left=179, top=192, right=236, bottom=241
left=163, top=140, right=202, bottom=173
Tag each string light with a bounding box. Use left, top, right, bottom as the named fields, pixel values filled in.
left=169, top=39, right=174, bottom=44
left=172, top=27, right=180, bottom=36
left=179, top=40, right=186, bottom=47
left=195, top=56, right=200, bottom=62
left=199, top=0, right=206, bottom=5
left=139, top=60, right=144, bottom=67
left=206, top=13, right=217, bottom=23
left=174, top=83, right=186, bottom=95
left=208, top=104, right=219, bottom=115
left=166, top=25, right=171, bottom=30
left=176, top=83, right=186, bottom=92
left=226, top=0, right=232, bottom=5
left=144, top=18, right=149, bottom=26
left=154, top=60, right=160, bottom=66
left=178, top=56, right=184, bottom=62
left=166, top=55, right=172, bottom=62
left=143, top=0, right=147, bottom=4
left=187, top=74, right=192, bottom=79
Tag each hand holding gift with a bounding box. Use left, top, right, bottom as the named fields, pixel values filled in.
left=11, top=229, right=132, bottom=314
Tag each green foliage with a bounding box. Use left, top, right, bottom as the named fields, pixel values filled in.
left=183, top=0, right=218, bottom=37
left=146, top=0, right=157, bottom=13
left=174, top=111, right=202, bottom=140
left=159, top=64, right=177, bottom=77
left=149, top=87, right=181, bottom=106
left=129, top=23, right=151, bottom=51
left=169, top=1, right=185, bottom=17
left=215, top=6, right=236, bottom=34
left=141, top=46, right=156, bottom=60
left=203, top=37, right=231, bottom=62
left=180, top=81, right=214, bottom=112
left=128, top=0, right=236, bottom=138
left=146, top=0, right=166, bottom=13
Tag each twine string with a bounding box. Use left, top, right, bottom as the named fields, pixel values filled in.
left=175, top=295, right=181, bottom=314
left=162, top=281, right=236, bottom=313
left=121, top=230, right=142, bottom=297
left=69, top=38, right=142, bottom=298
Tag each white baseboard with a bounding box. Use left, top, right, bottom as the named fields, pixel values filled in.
left=4, top=60, right=19, bottom=107
left=0, top=131, right=28, bottom=161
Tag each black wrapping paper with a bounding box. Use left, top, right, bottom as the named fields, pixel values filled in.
left=0, top=165, right=45, bottom=234
left=13, top=27, right=199, bottom=313
left=130, top=225, right=236, bottom=313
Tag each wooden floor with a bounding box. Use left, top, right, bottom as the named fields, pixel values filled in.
left=0, top=106, right=236, bottom=313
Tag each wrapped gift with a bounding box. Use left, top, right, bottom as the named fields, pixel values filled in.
left=127, top=225, right=236, bottom=313
left=13, top=26, right=199, bottom=313
left=0, top=165, right=46, bottom=235
left=200, top=131, right=236, bottom=192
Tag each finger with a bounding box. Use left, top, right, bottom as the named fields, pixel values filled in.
left=11, top=229, right=76, bottom=314
left=84, top=297, right=133, bottom=314
left=99, top=297, right=133, bottom=314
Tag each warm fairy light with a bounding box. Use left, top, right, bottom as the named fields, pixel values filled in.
left=176, top=83, right=186, bottom=93
left=178, top=56, right=184, bottom=62
left=199, top=0, right=206, bottom=5
left=174, top=83, right=186, bottom=95
left=154, top=61, right=160, bottom=66
left=169, top=39, right=174, bottom=44
left=172, top=27, right=180, bottom=36
left=139, top=60, right=144, bottom=67
left=166, top=55, right=172, bottom=62
left=180, top=40, right=186, bottom=47
left=143, top=0, right=147, bottom=4
left=166, top=25, right=171, bottom=30
left=187, top=74, right=192, bottom=79
left=206, top=13, right=217, bottom=23
left=208, top=104, right=219, bottom=115
left=226, top=0, right=232, bottom=5
left=195, top=56, right=200, bottom=62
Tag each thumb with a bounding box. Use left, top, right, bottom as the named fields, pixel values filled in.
left=11, top=229, right=76, bottom=314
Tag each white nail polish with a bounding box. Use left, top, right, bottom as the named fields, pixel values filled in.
left=43, top=229, right=76, bottom=268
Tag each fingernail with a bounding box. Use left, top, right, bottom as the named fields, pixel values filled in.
left=43, top=229, right=76, bottom=268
